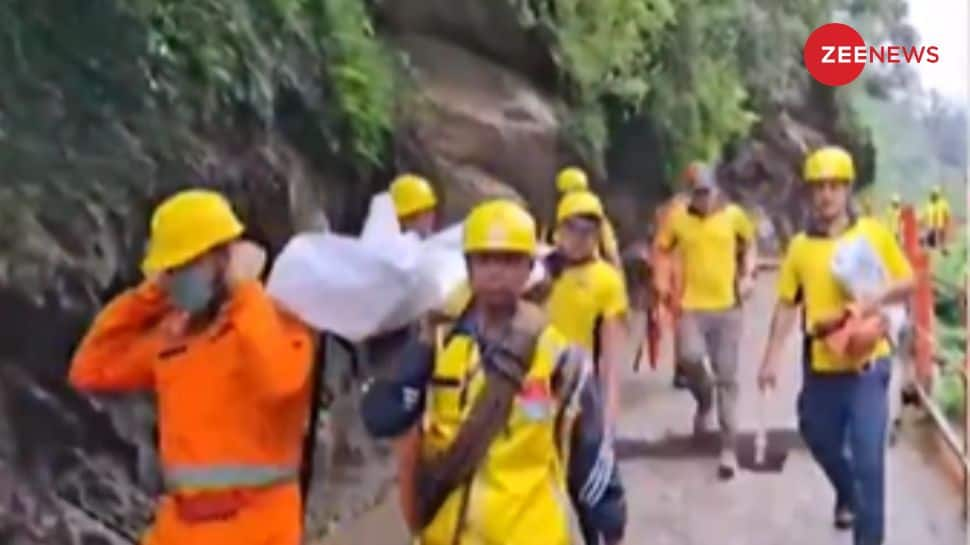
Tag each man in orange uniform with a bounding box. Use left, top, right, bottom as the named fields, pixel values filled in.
left=69, top=189, right=314, bottom=545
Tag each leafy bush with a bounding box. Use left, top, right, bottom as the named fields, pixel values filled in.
left=127, top=0, right=395, bottom=166
left=513, top=0, right=898, bottom=179
left=933, top=234, right=967, bottom=421
left=936, top=369, right=965, bottom=421
left=319, top=0, right=395, bottom=166
left=513, top=0, right=675, bottom=160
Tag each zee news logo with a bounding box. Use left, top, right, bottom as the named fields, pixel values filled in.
left=804, top=23, right=942, bottom=86
left=819, top=44, right=940, bottom=65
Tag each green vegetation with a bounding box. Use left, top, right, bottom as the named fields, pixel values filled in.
left=514, top=0, right=760, bottom=170
left=645, top=0, right=760, bottom=170
left=513, top=0, right=677, bottom=161
left=129, top=0, right=395, bottom=166
left=320, top=0, right=396, bottom=165
left=0, top=0, right=395, bottom=214
left=513, top=0, right=908, bottom=178
left=932, top=233, right=967, bottom=421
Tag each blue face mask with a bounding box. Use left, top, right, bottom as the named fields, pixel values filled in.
left=167, top=266, right=216, bottom=314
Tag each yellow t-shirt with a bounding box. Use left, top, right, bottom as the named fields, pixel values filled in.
left=923, top=199, right=951, bottom=230
left=883, top=207, right=901, bottom=237
left=657, top=203, right=755, bottom=311
left=546, top=260, right=628, bottom=353
left=776, top=217, right=913, bottom=372
left=653, top=195, right=690, bottom=250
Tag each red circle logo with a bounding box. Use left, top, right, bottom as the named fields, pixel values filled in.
left=803, top=23, right=867, bottom=86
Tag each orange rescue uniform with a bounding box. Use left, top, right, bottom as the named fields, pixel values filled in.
left=69, top=280, right=313, bottom=545
left=651, top=194, right=690, bottom=319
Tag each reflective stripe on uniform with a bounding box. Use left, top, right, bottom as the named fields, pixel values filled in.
left=164, top=463, right=298, bottom=491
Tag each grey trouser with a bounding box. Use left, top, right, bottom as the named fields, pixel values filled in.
left=677, top=308, right=742, bottom=447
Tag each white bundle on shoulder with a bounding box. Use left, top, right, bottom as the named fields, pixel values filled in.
left=830, top=233, right=907, bottom=345
left=266, top=193, right=467, bottom=341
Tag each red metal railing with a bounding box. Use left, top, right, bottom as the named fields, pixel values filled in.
left=901, top=206, right=937, bottom=385
left=900, top=205, right=969, bottom=517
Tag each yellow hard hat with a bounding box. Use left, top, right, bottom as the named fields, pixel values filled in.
left=803, top=146, right=855, bottom=183
left=891, top=193, right=901, bottom=205
left=556, top=190, right=605, bottom=223
left=556, top=167, right=589, bottom=193
left=463, top=200, right=537, bottom=255
left=390, top=174, right=437, bottom=217
left=931, top=185, right=942, bottom=196
left=141, top=189, right=244, bottom=274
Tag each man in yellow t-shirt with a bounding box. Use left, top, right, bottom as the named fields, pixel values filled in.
left=653, top=161, right=716, bottom=390
left=545, top=190, right=629, bottom=424
left=758, top=147, right=914, bottom=545
left=656, top=167, right=757, bottom=480
left=921, top=185, right=950, bottom=250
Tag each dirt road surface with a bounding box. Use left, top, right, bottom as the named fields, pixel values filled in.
left=319, top=274, right=967, bottom=545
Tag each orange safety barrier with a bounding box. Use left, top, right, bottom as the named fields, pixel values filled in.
left=902, top=203, right=970, bottom=517
left=901, top=205, right=935, bottom=385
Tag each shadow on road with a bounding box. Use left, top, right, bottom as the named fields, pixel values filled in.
left=615, top=430, right=806, bottom=461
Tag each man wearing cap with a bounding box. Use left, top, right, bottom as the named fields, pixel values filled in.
left=759, top=147, right=914, bottom=545
left=653, top=161, right=706, bottom=389
left=656, top=166, right=757, bottom=479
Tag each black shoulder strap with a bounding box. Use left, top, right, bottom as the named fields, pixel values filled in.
left=416, top=302, right=546, bottom=529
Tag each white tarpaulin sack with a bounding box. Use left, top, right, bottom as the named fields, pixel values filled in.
left=420, top=223, right=467, bottom=305
left=831, top=232, right=907, bottom=346
left=267, top=193, right=467, bottom=341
